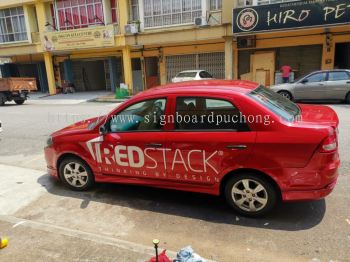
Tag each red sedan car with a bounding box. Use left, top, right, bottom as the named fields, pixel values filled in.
left=45, top=80, right=340, bottom=216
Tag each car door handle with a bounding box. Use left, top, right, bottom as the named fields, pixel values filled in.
left=347, top=81, right=350, bottom=84
left=145, top=143, right=163, bottom=148
left=226, top=145, right=247, bottom=150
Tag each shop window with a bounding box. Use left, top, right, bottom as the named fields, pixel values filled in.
left=55, top=0, right=104, bottom=30
left=143, top=0, right=201, bottom=28
left=0, top=7, right=27, bottom=43
left=50, top=4, right=57, bottom=30
left=130, top=0, right=139, bottom=21
left=111, top=0, right=118, bottom=23
left=210, top=0, right=222, bottom=10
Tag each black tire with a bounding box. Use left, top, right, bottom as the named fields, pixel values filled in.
left=346, top=93, right=350, bottom=104
left=278, top=90, right=293, bottom=101
left=58, top=157, right=95, bottom=191
left=224, top=173, right=277, bottom=217
left=0, top=93, right=5, bottom=106
left=15, top=99, right=25, bottom=105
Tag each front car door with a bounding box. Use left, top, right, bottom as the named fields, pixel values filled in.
left=162, top=94, right=256, bottom=192
left=294, top=72, right=328, bottom=100
left=324, top=71, right=350, bottom=100
left=90, top=97, right=169, bottom=182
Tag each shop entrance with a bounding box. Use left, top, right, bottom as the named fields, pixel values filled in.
left=145, top=57, right=159, bottom=89
left=72, top=60, right=106, bottom=91
left=132, top=58, right=143, bottom=94
left=335, top=43, right=350, bottom=69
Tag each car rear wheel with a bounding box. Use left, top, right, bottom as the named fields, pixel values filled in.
left=224, top=174, right=277, bottom=217
left=59, top=157, right=94, bottom=191
left=278, top=91, right=293, bottom=100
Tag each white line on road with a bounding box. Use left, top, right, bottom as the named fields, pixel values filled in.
left=12, top=220, right=26, bottom=228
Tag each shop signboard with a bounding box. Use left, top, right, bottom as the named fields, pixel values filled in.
left=42, top=25, right=115, bottom=51
left=233, top=0, right=350, bottom=34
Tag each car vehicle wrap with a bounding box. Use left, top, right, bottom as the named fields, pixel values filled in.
left=45, top=80, right=340, bottom=216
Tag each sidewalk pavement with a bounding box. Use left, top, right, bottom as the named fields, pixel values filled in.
left=0, top=164, right=215, bottom=262
left=0, top=164, right=48, bottom=215
left=26, top=91, right=122, bottom=105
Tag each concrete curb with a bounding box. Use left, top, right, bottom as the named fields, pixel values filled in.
left=90, top=97, right=128, bottom=103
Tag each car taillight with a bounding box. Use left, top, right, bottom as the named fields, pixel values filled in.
left=320, top=135, right=337, bottom=153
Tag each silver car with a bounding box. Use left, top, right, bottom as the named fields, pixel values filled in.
left=271, top=70, right=350, bottom=104
left=171, top=70, right=213, bottom=83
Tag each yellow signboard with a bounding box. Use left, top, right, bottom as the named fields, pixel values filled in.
left=42, top=25, right=115, bottom=52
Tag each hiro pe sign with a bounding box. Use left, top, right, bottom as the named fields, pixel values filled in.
left=233, top=0, right=350, bottom=34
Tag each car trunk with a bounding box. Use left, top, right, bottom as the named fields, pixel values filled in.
left=298, top=104, right=339, bottom=128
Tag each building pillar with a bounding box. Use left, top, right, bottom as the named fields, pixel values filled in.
left=322, top=33, right=335, bottom=70
left=35, top=2, right=48, bottom=30
left=118, top=0, right=129, bottom=34
left=122, top=47, right=133, bottom=94
left=233, top=42, right=238, bottom=80
left=159, top=55, right=167, bottom=85
left=108, top=57, right=118, bottom=92
left=224, top=37, right=234, bottom=80
left=44, top=53, right=56, bottom=95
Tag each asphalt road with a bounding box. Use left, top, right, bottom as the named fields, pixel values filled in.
left=0, top=101, right=349, bottom=262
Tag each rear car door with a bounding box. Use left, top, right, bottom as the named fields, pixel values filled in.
left=95, top=97, right=168, bottom=180
left=294, top=72, right=328, bottom=100
left=163, top=95, right=256, bottom=186
left=325, top=71, right=350, bottom=100
left=199, top=71, right=213, bottom=80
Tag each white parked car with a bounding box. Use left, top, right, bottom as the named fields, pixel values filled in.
left=171, top=70, right=214, bottom=83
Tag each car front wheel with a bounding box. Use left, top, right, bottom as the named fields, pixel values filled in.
left=224, top=174, right=277, bottom=217
left=59, top=157, right=95, bottom=191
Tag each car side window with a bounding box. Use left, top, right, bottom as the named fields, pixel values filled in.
left=305, top=73, right=327, bottom=83
left=199, top=71, right=213, bottom=78
left=328, top=72, right=350, bottom=81
left=109, top=98, right=166, bottom=132
left=175, top=97, right=250, bottom=131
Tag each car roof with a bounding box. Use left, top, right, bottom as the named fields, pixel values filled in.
left=308, top=69, right=350, bottom=74
left=177, top=70, right=206, bottom=73
left=133, top=80, right=259, bottom=99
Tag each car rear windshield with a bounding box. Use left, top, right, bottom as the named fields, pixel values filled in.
left=176, top=72, right=197, bottom=78
left=248, top=86, right=301, bottom=122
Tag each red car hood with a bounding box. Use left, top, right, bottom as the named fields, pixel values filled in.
left=52, top=116, right=105, bottom=136
left=298, top=104, right=339, bottom=127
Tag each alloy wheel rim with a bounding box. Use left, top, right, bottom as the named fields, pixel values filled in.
left=63, top=162, right=88, bottom=188
left=281, top=92, right=291, bottom=99
left=231, top=179, right=268, bottom=212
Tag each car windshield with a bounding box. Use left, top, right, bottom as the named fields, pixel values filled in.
left=176, top=72, right=197, bottom=78
left=249, top=86, right=301, bottom=122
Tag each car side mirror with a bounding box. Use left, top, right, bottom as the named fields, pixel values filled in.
left=99, top=124, right=108, bottom=135
left=301, top=79, right=309, bottom=84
